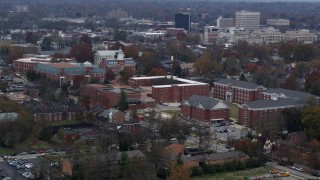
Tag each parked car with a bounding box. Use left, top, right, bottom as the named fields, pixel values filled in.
left=270, top=169, right=279, bottom=174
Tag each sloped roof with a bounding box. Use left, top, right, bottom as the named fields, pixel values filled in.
left=243, top=98, right=303, bottom=109
left=181, top=151, right=248, bottom=163
left=99, top=108, right=121, bottom=117
left=0, top=112, right=18, bottom=121
left=184, top=95, right=228, bottom=110
left=264, top=88, right=315, bottom=100
left=214, top=79, right=262, bottom=90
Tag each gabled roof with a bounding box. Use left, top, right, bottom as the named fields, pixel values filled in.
left=242, top=98, right=304, bottom=110
left=0, top=112, right=18, bottom=121
left=99, top=108, right=122, bottom=118
left=183, top=95, right=228, bottom=110
left=214, top=79, right=263, bottom=90
left=264, top=88, right=316, bottom=100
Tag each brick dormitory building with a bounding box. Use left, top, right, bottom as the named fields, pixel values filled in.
left=181, top=95, right=229, bottom=123
left=81, top=84, right=142, bottom=109
left=213, top=79, right=266, bottom=104
left=211, top=78, right=319, bottom=128
left=237, top=88, right=318, bottom=128
left=129, top=76, right=210, bottom=103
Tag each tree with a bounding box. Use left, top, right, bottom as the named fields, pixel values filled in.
left=69, top=43, right=94, bottom=63
left=41, top=36, right=53, bottom=51
left=25, top=32, right=37, bottom=44
left=147, top=67, right=167, bottom=76
left=119, top=133, right=133, bottom=151
left=113, top=29, right=127, bottom=41
left=172, top=61, right=182, bottom=77
left=124, top=45, right=139, bottom=59
left=223, top=56, right=240, bottom=76
left=245, top=63, right=257, bottom=73
left=8, top=46, right=26, bottom=63
left=167, top=163, right=190, bottom=180
left=192, top=124, right=212, bottom=149
left=239, top=73, right=246, bottom=81
left=194, top=52, right=221, bottom=75
left=305, top=70, right=320, bottom=96
left=159, top=117, right=191, bottom=142
left=138, top=51, right=160, bottom=74
left=118, top=89, right=129, bottom=111
left=80, top=34, right=92, bottom=45
left=26, top=70, right=40, bottom=81
left=280, top=73, right=299, bottom=90
left=281, top=108, right=303, bottom=132
left=105, top=68, right=115, bottom=81
left=302, top=107, right=320, bottom=140
left=120, top=67, right=134, bottom=84
left=293, top=44, right=315, bottom=62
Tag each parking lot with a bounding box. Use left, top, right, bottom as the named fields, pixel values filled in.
left=0, top=156, right=61, bottom=180
left=210, top=124, right=248, bottom=142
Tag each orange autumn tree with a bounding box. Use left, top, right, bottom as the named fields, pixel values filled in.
left=147, top=68, right=167, bottom=76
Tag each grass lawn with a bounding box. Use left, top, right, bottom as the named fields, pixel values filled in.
left=162, top=110, right=181, bottom=116
left=28, top=140, right=53, bottom=149
left=191, top=166, right=272, bottom=180
left=229, top=103, right=239, bottom=120
left=49, top=120, right=83, bottom=127
left=0, top=147, right=12, bottom=155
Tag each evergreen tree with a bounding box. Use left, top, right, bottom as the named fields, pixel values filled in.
left=118, top=89, right=129, bottom=111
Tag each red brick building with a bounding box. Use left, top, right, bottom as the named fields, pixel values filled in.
left=35, top=62, right=106, bottom=85
left=130, top=76, right=210, bottom=103
left=237, top=98, right=304, bottom=128
left=181, top=95, right=229, bottom=123
left=13, top=55, right=52, bottom=74
left=213, top=79, right=266, bottom=104
left=94, top=50, right=136, bottom=74
left=81, top=84, right=141, bottom=109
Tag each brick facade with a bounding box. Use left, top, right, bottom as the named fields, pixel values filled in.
left=237, top=98, right=304, bottom=128
left=181, top=95, right=229, bottom=122
left=35, top=63, right=106, bottom=85
left=81, top=84, right=141, bottom=109
left=130, top=76, right=210, bottom=103
left=213, top=79, right=265, bottom=104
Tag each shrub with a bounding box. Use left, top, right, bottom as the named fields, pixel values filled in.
left=190, top=166, right=203, bottom=176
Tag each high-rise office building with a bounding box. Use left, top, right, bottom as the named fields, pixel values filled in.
left=217, top=16, right=234, bottom=29
left=267, top=19, right=290, bottom=33
left=235, top=10, right=260, bottom=30
left=175, top=12, right=191, bottom=31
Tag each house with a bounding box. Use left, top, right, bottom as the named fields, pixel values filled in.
left=0, top=112, right=18, bottom=121
left=62, top=150, right=146, bottom=176
left=213, top=79, right=266, bottom=104
left=181, top=95, right=229, bottom=123
left=118, top=119, right=141, bottom=133
left=99, top=108, right=126, bottom=125
left=167, top=151, right=249, bottom=169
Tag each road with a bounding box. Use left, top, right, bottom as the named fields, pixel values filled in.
left=266, top=162, right=318, bottom=180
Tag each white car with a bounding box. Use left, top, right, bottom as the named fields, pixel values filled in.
left=24, top=163, right=34, bottom=169
left=295, top=167, right=303, bottom=172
